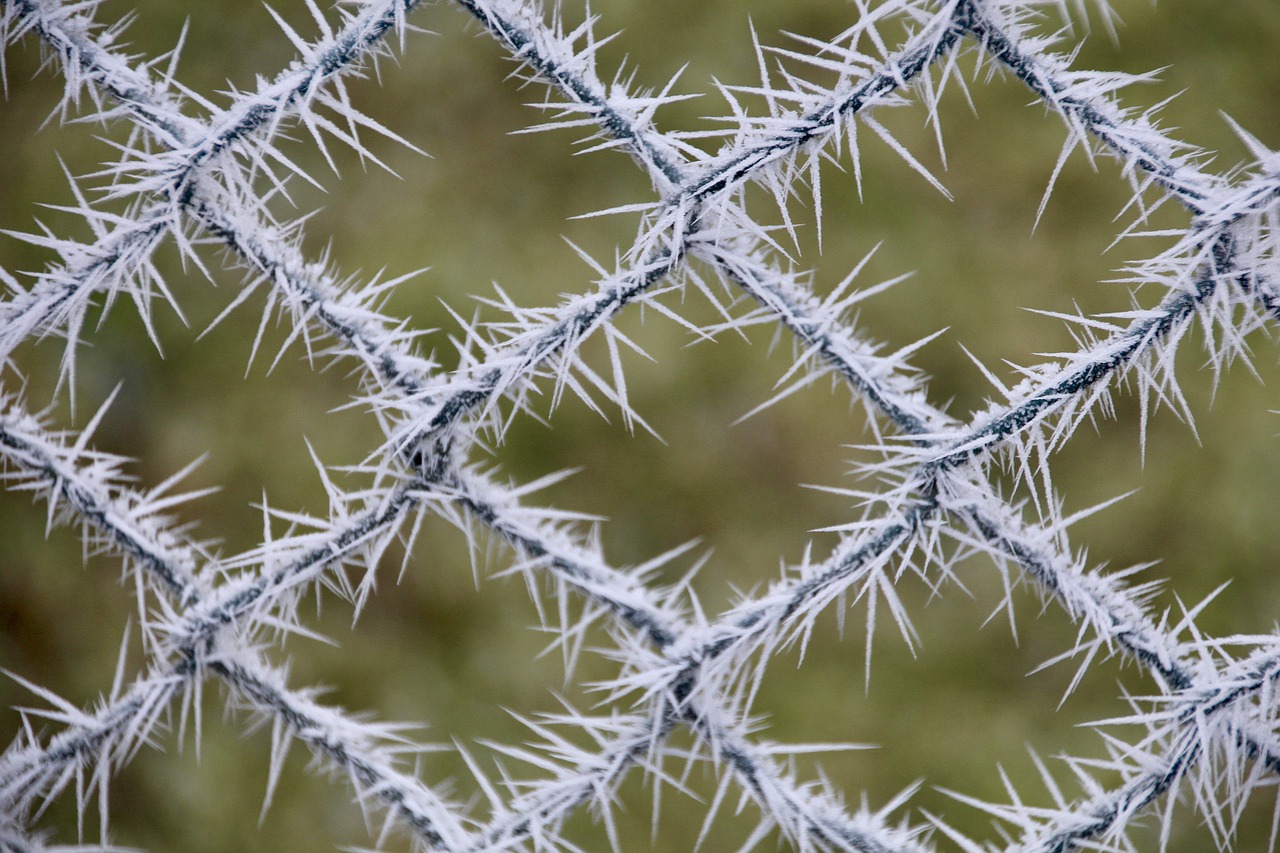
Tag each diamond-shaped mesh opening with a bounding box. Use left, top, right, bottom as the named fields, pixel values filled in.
left=482, top=275, right=879, bottom=611
left=737, top=567, right=1135, bottom=838
left=747, top=74, right=1196, bottom=417
left=261, top=515, right=634, bottom=819
left=1045, top=339, right=1280, bottom=640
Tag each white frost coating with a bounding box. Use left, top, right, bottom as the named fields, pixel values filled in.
left=1, top=0, right=1278, bottom=850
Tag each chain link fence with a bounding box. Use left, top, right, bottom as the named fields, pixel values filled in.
left=2, top=0, right=1279, bottom=850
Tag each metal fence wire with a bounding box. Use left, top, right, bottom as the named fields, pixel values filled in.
left=2, top=0, right=1279, bottom=850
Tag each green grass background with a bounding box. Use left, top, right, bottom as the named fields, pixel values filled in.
left=2, top=0, right=1280, bottom=849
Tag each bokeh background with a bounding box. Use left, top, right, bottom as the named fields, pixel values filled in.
left=2, top=0, right=1280, bottom=849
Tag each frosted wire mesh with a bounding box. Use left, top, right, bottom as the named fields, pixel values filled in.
left=1, top=0, right=1279, bottom=851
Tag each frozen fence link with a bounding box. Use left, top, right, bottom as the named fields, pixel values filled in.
left=1, top=0, right=1278, bottom=850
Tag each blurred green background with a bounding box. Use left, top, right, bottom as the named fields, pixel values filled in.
left=2, top=0, right=1279, bottom=849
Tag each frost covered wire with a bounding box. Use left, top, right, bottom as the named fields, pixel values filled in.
left=5, top=0, right=915, bottom=848
left=0, top=5, right=957, bottom=845
left=0, top=394, right=474, bottom=849
left=4, top=2, right=931, bottom=848
left=0, top=0, right=430, bottom=382
left=1, top=0, right=1278, bottom=850
left=454, top=5, right=1280, bottom=848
